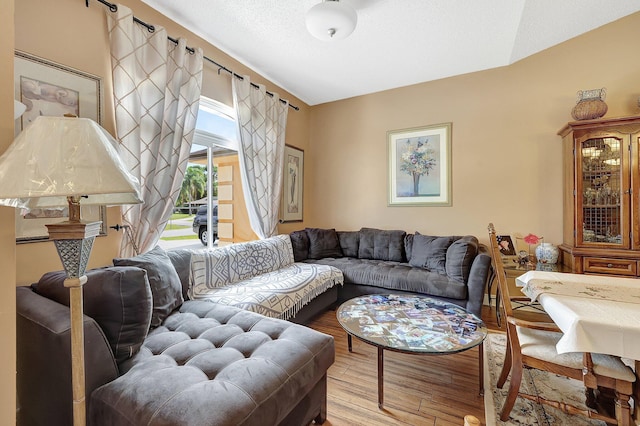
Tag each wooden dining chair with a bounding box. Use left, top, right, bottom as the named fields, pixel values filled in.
left=487, top=223, right=636, bottom=425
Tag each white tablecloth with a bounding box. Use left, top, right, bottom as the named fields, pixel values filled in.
left=516, top=271, right=640, bottom=360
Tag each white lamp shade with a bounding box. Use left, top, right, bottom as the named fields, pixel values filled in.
left=0, top=116, right=142, bottom=208
left=306, top=0, right=357, bottom=41
left=14, top=100, right=27, bottom=120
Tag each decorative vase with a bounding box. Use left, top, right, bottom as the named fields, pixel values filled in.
left=535, top=243, right=559, bottom=264
left=571, top=88, right=608, bottom=121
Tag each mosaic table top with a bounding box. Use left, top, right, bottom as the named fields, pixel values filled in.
left=336, top=294, right=487, bottom=354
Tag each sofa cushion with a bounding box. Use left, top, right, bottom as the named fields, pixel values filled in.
left=306, top=257, right=467, bottom=300
left=404, top=233, right=414, bottom=262
left=33, top=266, right=152, bottom=364
left=306, top=228, right=343, bottom=259
left=409, top=234, right=455, bottom=274
left=114, top=246, right=184, bottom=328
left=91, top=301, right=335, bottom=426
left=166, top=249, right=193, bottom=301
left=289, top=229, right=310, bottom=262
left=446, top=236, right=479, bottom=283
left=358, top=227, right=406, bottom=262
left=337, top=231, right=360, bottom=258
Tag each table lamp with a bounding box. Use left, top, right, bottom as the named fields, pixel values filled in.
left=0, top=116, right=142, bottom=426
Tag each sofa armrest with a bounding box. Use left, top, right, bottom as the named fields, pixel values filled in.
left=16, top=286, right=119, bottom=426
left=465, top=244, right=492, bottom=318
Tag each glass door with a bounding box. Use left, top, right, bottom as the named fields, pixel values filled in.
left=576, top=135, right=629, bottom=248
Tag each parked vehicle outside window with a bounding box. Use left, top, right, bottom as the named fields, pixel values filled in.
left=192, top=204, right=218, bottom=245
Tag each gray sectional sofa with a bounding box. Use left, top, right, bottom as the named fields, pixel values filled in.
left=290, top=227, right=491, bottom=317
left=16, top=246, right=334, bottom=426
left=16, top=227, right=490, bottom=425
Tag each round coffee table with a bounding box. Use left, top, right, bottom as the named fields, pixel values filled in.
left=336, top=294, right=487, bottom=408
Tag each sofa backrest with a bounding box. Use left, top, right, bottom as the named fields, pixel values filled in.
left=189, top=234, right=295, bottom=298
left=32, top=266, right=153, bottom=366
left=16, top=287, right=119, bottom=426
left=290, top=228, right=481, bottom=284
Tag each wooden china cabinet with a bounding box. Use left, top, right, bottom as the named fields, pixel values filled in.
left=558, top=115, right=640, bottom=276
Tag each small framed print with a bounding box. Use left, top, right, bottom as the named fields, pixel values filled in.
left=281, top=145, right=303, bottom=222
left=496, top=235, right=517, bottom=256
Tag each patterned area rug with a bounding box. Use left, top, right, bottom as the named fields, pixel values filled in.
left=483, top=332, right=606, bottom=426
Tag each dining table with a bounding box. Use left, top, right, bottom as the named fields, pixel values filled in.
left=516, top=270, right=640, bottom=421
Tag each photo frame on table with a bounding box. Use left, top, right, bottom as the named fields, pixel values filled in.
left=388, top=122, right=452, bottom=206
left=496, top=235, right=517, bottom=256
left=13, top=50, right=106, bottom=243
left=281, top=145, right=304, bottom=222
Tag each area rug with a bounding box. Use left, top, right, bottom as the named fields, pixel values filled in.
left=483, top=332, right=606, bottom=426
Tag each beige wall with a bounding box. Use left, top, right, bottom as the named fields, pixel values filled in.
left=308, top=12, right=640, bottom=247
left=1, top=0, right=16, bottom=423
left=12, top=0, right=310, bottom=285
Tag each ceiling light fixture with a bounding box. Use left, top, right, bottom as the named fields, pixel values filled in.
left=305, top=0, right=357, bottom=41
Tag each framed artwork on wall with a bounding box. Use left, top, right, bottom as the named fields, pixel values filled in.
left=388, top=122, right=452, bottom=206
left=13, top=50, right=106, bottom=243
left=281, top=145, right=304, bottom=222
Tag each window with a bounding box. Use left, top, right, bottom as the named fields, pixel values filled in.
left=159, top=96, right=237, bottom=250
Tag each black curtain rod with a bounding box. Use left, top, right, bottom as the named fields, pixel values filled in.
left=88, top=0, right=299, bottom=111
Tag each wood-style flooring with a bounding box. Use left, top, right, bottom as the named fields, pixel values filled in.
left=305, top=304, right=508, bottom=426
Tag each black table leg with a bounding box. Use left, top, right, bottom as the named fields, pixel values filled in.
left=347, top=334, right=352, bottom=352
left=479, top=342, right=484, bottom=396
left=378, top=347, right=384, bottom=409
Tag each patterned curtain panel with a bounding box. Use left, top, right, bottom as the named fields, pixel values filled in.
left=107, top=5, right=203, bottom=256
left=233, top=75, right=288, bottom=239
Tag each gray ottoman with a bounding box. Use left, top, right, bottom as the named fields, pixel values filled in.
left=90, top=301, right=334, bottom=425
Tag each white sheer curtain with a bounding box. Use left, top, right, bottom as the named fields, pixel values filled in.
left=107, top=5, right=203, bottom=256
left=233, top=75, right=288, bottom=239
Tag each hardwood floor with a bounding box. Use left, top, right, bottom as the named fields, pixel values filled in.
left=305, top=304, right=507, bottom=426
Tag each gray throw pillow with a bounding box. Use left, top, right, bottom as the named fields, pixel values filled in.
left=289, top=230, right=310, bottom=261
left=337, top=231, right=360, bottom=258
left=358, top=228, right=406, bottom=261
left=166, top=249, right=193, bottom=301
left=305, top=228, right=343, bottom=259
left=445, top=236, right=479, bottom=283
left=114, top=246, right=184, bottom=328
left=404, top=234, right=414, bottom=262
left=33, top=266, right=152, bottom=364
left=409, top=234, right=455, bottom=274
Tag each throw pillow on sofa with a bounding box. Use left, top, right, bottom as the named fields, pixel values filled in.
left=409, top=234, right=455, bottom=274
left=337, top=231, right=360, bottom=258
left=290, top=229, right=310, bottom=262
left=166, top=249, right=193, bottom=301
left=306, top=228, right=343, bottom=259
left=358, top=227, right=406, bottom=262
left=445, top=236, right=479, bottom=283
left=33, top=266, right=152, bottom=364
left=114, top=246, right=184, bottom=328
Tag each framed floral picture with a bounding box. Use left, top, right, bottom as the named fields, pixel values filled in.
left=13, top=50, right=106, bottom=242
left=388, top=123, right=452, bottom=206
left=281, top=145, right=303, bottom=222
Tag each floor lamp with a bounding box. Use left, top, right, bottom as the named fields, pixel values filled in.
left=0, top=116, right=141, bottom=426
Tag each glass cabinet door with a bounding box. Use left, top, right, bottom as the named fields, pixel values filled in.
left=577, top=136, right=629, bottom=248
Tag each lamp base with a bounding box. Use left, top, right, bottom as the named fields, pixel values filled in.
left=45, top=215, right=100, bottom=426
left=66, top=276, right=88, bottom=426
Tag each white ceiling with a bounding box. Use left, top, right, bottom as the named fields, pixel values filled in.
left=142, top=0, right=640, bottom=106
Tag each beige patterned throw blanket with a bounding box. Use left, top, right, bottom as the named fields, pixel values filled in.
left=189, top=235, right=344, bottom=320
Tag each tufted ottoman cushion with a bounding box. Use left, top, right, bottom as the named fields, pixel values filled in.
left=89, top=301, right=334, bottom=426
